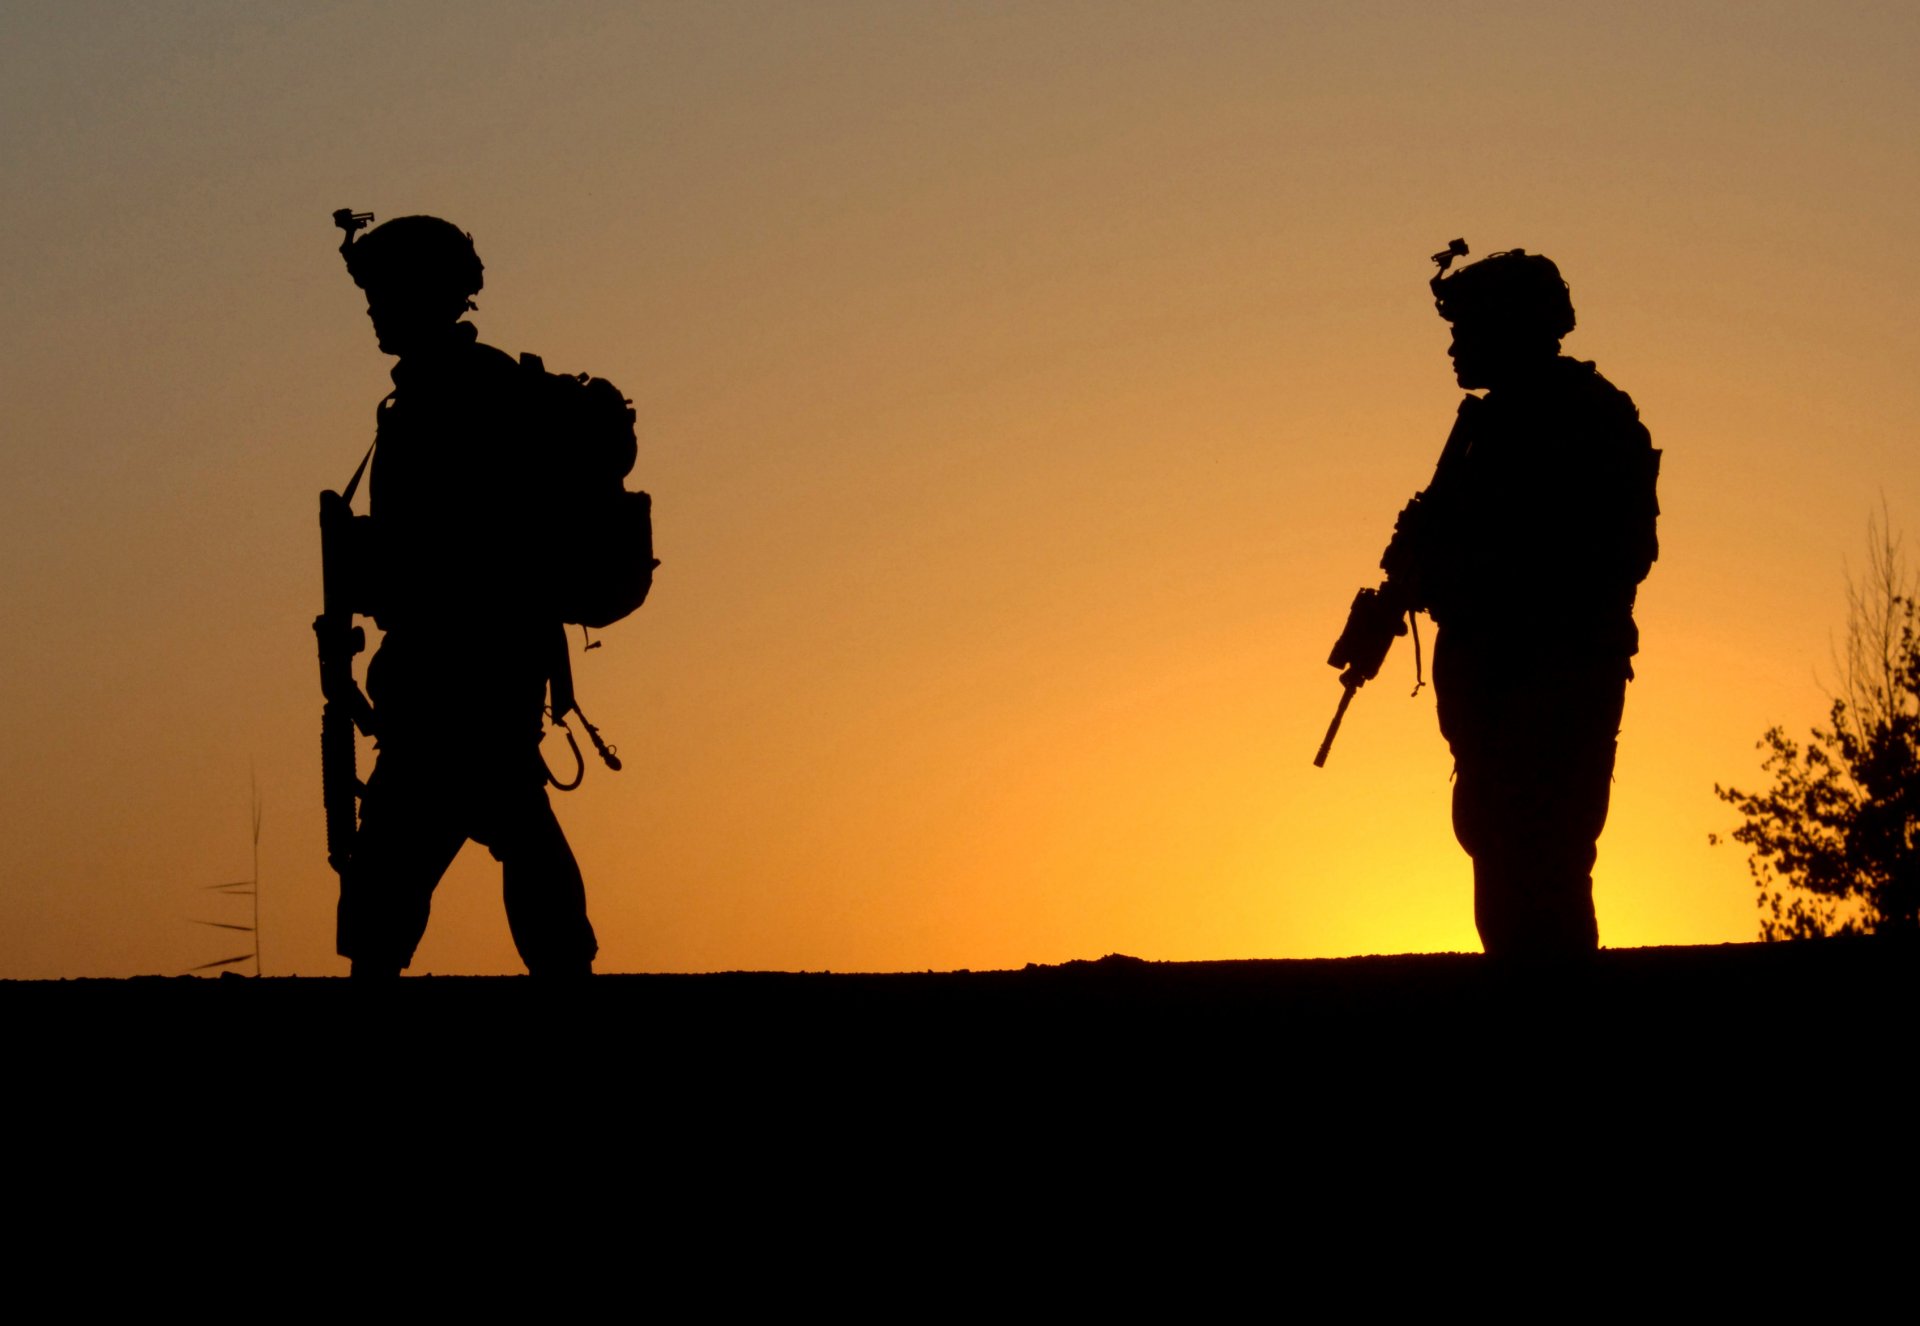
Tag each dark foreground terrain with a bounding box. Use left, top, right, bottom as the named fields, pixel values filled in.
left=12, top=939, right=1910, bottom=1108
left=7, top=940, right=1913, bottom=1284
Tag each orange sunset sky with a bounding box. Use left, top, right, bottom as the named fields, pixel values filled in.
left=3, top=2, right=1916, bottom=978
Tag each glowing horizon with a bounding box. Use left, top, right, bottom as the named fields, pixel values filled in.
left=2, top=3, right=1916, bottom=977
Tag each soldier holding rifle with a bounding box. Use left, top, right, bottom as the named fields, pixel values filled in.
left=1318, top=242, right=1659, bottom=958
left=317, top=211, right=601, bottom=978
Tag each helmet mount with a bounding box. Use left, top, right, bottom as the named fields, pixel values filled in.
left=1429, top=238, right=1576, bottom=343
left=333, top=208, right=374, bottom=261
left=331, top=208, right=485, bottom=313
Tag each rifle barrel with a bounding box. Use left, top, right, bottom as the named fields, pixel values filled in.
left=1312, top=681, right=1358, bottom=768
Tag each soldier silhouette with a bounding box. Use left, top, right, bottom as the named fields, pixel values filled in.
left=1327, top=243, right=1660, bottom=958
left=320, top=213, right=602, bottom=978
left=1413, top=247, right=1660, bottom=956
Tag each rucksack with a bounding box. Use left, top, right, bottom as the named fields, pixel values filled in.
left=514, top=353, right=660, bottom=789
left=319, top=349, right=658, bottom=790
left=518, top=352, right=659, bottom=629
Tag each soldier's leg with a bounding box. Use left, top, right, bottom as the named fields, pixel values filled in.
left=1452, top=752, right=1569, bottom=958
left=1522, top=668, right=1627, bottom=953
left=1468, top=783, right=1601, bottom=958
left=1435, top=634, right=1538, bottom=955
left=337, top=753, right=467, bottom=976
left=1466, top=665, right=1626, bottom=958
left=1438, top=638, right=1623, bottom=958
left=481, top=782, right=598, bottom=977
left=1455, top=765, right=1601, bottom=958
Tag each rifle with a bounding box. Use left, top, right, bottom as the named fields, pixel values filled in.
left=1312, top=394, right=1482, bottom=767
left=1313, top=583, right=1411, bottom=768
left=315, top=446, right=377, bottom=874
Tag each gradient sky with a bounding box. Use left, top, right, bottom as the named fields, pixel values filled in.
left=3, top=1, right=1916, bottom=977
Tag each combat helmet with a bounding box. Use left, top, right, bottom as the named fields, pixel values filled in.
left=334, top=210, right=485, bottom=312
left=1429, top=240, right=1576, bottom=343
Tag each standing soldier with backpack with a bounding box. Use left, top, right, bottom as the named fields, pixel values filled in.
left=316, top=212, right=654, bottom=978
left=1321, top=243, right=1659, bottom=958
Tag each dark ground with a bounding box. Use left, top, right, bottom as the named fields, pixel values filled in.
left=12, top=938, right=1910, bottom=1110
left=7, top=940, right=1913, bottom=1286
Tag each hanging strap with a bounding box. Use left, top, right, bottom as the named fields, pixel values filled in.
left=544, top=714, right=586, bottom=791
left=1408, top=609, right=1425, bottom=698
left=338, top=394, right=391, bottom=509
left=547, top=620, right=577, bottom=719
left=542, top=622, right=622, bottom=791
left=342, top=441, right=375, bottom=505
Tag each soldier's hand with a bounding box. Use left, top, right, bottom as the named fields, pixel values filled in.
left=313, top=615, right=366, bottom=672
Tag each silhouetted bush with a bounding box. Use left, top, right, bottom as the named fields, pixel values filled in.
left=1716, top=511, right=1920, bottom=938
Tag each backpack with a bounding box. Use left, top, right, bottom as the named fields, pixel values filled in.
left=517, top=353, right=660, bottom=788
left=518, top=352, right=659, bottom=629
left=320, top=348, right=658, bottom=790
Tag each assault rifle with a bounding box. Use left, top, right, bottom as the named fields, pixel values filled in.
left=1312, top=393, right=1482, bottom=768
left=1313, top=583, right=1411, bottom=768
left=1313, top=237, right=1477, bottom=769
left=315, top=447, right=376, bottom=874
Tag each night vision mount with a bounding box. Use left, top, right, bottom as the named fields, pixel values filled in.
left=332, top=207, right=374, bottom=261
left=1430, top=237, right=1468, bottom=293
